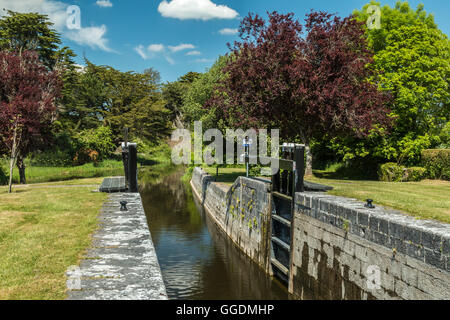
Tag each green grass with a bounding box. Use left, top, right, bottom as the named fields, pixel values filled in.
left=202, top=166, right=247, bottom=184
left=202, top=165, right=450, bottom=224
left=0, top=181, right=107, bottom=299
left=1, top=159, right=124, bottom=185
left=309, top=177, right=450, bottom=224
left=0, top=142, right=176, bottom=299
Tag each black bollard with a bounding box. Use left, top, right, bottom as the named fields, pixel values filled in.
left=122, top=142, right=129, bottom=189
left=128, top=143, right=138, bottom=193
left=294, top=145, right=305, bottom=193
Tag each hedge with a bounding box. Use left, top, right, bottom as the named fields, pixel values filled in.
left=378, top=163, right=427, bottom=182
left=422, top=149, right=450, bottom=180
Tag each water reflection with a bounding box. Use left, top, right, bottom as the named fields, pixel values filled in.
left=140, top=168, right=290, bottom=300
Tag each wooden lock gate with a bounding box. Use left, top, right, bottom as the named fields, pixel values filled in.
left=245, top=144, right=305, bottom=291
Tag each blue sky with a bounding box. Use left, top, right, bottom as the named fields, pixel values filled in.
left=1, top=0, right=449, bottom=82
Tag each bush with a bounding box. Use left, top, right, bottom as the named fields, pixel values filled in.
left=75, top=126, right=115, bottom=161
left=30, top=149, right=74, bottom=167
left=378, top=163, right=404, bottom=182
left=378, top=163, right=427, bottom=182
left=403, top=167, right=427, bottom=182
left=422, top=149, right=450, bottom=180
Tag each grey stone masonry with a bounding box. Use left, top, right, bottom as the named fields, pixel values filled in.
left=66, top=192, right=168, bottom=300
left=293, top=192, right=450, bottom=300
left=295, top=192, right=450, bottom=273
left=191, top=167, right=272, bottom=271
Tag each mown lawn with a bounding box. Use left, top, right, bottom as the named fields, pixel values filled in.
left=202, top=166, right=450, bottom=224
left=3, top=160, right=124, bottom=185
left=308, top=177, right=450, bottom=224
left=0, top=180, right=107, bottom=300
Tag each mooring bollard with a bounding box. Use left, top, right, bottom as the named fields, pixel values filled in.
left=128, top=143, right=138, bottom=193
left=121, top=142, right=130, bottom=189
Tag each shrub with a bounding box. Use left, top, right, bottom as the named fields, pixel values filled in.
left=378, top=163, right=427, bottom=182
left=422, top=149, right=450, bottom=180
left=378, top=163, right=404, bottom=182
left=403, top=167, right=427, bottom=182
left=75, top=126, right=115, bottom=161
left=73, top=149, right=100, bottom=166
left=30, top=149, right=74, bottom=167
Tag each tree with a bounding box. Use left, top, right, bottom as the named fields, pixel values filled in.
left=92, top=64, right=171, bottom=143
left=144, top=67, right=161, bottom=86
left=60, top=59, right=108, bottom=131
left=211, top=11, right=390, bottom=175
left=182, top=55, right=229, bottom=129
left=0, top=10, right=62, bottom=69
left=0, top=50, right=61, bottom=191
left=352, top=1, right=450, bottom=165
left=162, top=71, right=202, bottom=128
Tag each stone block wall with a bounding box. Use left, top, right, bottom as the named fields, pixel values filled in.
left=191, top=167, right=450, bottom=300
left=292, top=192, right=450, bottom=300
left=191, top=167, right=272, bottom=270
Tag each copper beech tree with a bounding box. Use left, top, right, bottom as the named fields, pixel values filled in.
left=211, top=11, right=391, bottom=175
left=0, top=50, right=61, bottom=192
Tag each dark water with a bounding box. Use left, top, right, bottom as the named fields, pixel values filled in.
left=140, top=168, right=290, bottom=300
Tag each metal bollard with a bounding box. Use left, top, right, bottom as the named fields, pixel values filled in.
left=128, top=143, right=138, bottom=193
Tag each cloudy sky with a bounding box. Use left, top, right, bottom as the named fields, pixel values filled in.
left=1, top=0, right=449, bottom=82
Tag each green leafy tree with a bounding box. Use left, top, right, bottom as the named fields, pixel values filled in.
left=349, top=1, right=450, bottom=165
left=162, top=71, right=201, bottom=128
left=0, top=10, right=62, bottom=69
left=182, top=55, right=228, bottom=129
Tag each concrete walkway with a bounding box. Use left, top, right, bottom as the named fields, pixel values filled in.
left=66, top=192, right=168, bottom=300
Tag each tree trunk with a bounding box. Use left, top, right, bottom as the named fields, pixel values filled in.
left=17, top=156, right=26, bottom=185
left=305, top=141, right=313, bottom=177
left=8, top=126, right=18, bottom=193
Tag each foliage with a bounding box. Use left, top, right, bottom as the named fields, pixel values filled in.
left=0, top=10, right=62, bottom=69
left=421, top=149, right=450, bottom=180
left=162, top=71, right=201, bottom=126
left=93, top=63, right=171, bottom=143
left=74, top=126, right=115, bottom=162
left=378, top=162, right=426, bottom=182
left=0, top=162, right=7, bottom=185
left=211, top=11, right=390, bottom=175
left=183, top=55, right=229, bottom=130
left=351, top=1, right=450, bottom=164
left=0, top=50, right=62, bottom=190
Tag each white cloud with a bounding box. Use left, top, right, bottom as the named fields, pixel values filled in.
left=186, top=50, right=201, bottom=56
left=148, top=44, right=165, bottom=52
left=166, top=56, right=175, bottom=65
left=0, top=0, right=113, bottom=52
left=158, top=0, right=238, bottom=21
left=95, top=0, right=113, bottom=7
left=194, top=58, right=213, bottom=63
left=134, top=45, right=148, bottom=59
left=0, top=0, right=67, bottom=30
left=219, top=28, right=238, bottom=35
left=169, top=43, right=195, bottom=52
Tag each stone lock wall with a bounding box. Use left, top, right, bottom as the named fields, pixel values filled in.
left=191, top=167, right=450, bottom=300
left=191, top=167, right=272, bottom=271
left=292, top=193, right=450, bottom=300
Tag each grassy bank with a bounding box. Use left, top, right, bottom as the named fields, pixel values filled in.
left=0, top=179, right=106, bottom=299
left=1, top=159, right=124, bottom=185
left=201, top=166, right=450, bottom=224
